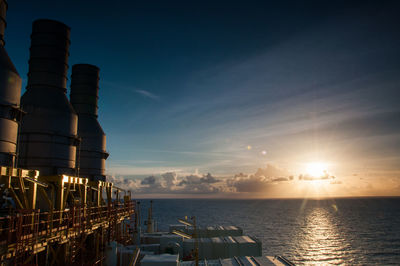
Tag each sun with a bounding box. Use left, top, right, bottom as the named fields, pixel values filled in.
left=306, top=162, right=327, bottom=177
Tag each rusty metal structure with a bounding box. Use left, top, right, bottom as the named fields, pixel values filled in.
left=0, top=165, right=134, bottom=265
left=0, top=2, right=135, bottom=265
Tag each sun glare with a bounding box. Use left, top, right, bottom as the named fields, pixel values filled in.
left=306, top=162, right=327, bottom=177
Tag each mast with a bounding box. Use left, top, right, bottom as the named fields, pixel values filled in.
left=146, top=200, right=154, bottom=233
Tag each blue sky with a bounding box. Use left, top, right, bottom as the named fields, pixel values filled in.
left=5, top=0, right=400, bottom=197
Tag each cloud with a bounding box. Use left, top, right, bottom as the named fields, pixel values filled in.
left=234, top=173, right=247, bottom=178
left=178, top=173, right=219, bottom=186
left=161, top=172, right=177, bottom=187
left=106, top=164, right=350, bottom=196
left=272, top=177, right=289, bottom=182
left=298, top=172, right=336, bottom=181
left=253, top=164, right=291, bottom=178
left=171, top=173, right=222, bottom=194
left=108, top=171, right=223, bottom=195
left=227, top=164, right=293, bottom=193
left=134, top=89, right=160, bottom=100
left=228, top=175, right=273, bottom=193
left=107, top=175, right=140, bottom=191
left=141, top=175, right=156, bottom=185
left=179, top=183, right=221, bottom=194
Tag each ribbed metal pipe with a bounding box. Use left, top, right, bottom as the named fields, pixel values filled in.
left=19, top=19, right=78, bottom=176
left=0, top=0, right=22, bottom=166
left=70, top=64, right=99, bottom=116
left=27, top=19, right=70, bottom=91
left=70, top=64, right=108, bottom=181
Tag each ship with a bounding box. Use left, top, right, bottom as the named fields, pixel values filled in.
left=0, top=1, right=294, bottom=265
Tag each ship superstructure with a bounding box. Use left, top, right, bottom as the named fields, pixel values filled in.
left=0, top=1, right=134, bottom=265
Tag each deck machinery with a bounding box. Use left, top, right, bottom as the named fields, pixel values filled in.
left=0, top=1, right=135, bottom=265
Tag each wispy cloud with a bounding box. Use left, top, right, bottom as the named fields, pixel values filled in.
left=134, top=89, right=160, bottom=101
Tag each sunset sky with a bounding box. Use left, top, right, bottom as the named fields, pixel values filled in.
left=7, top=0, right=400, bottom=198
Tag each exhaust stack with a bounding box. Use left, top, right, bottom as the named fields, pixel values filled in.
left=0, top=0, right=23, bottom=166
left=0, top=0, right=6, bottom=46
left=18, top=19, right=78, bottom=175
left=70, top=64, right=108, bottom=181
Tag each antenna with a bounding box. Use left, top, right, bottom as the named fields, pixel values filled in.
left=146, top=200, right=154, bottom=233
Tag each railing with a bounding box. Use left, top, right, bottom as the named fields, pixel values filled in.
left=130, top=247, right=141, bottom=266
left=0, top=201, right=135, bottom=259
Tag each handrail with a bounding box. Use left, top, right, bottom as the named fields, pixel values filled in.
left=0, top=200, right=135, bottom=259
left=22, top=176, right=49, bottom=187
left=129, top=247, right=140, bottom=266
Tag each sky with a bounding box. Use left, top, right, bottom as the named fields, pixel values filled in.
left=5, top=0, right=400, bottom=198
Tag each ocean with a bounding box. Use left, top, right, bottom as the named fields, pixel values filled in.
left=138, top=197, right=400, bottom=265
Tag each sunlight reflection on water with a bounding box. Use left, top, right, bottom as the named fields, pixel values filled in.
left=140, top=198, right=400, bottom=265
left=295, top=207, right=347, bottom=265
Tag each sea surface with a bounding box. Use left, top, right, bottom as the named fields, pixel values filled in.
left=138, top=197, right=400, bottom=265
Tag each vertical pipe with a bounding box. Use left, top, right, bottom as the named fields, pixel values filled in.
left=19, top=19, right=78, bottom=175
left=0, top=0, right=23, bottom=167
left=70, top=64, right=108, bottom=181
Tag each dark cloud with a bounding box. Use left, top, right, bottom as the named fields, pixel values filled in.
left=272, top=177, right=289, bottom=182
left=161, top=172, right=177, bottom=187
left=108, top=172, right=222, bottom=195
left=178, top=173, right=219, bottom=186
left=229, top=176, right=272, bottom=193
left=200, top=173, right=219, bottom=183
left=141, top=176, right=156, bottom=185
